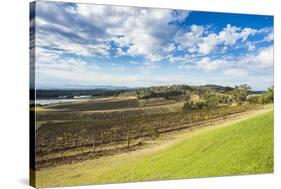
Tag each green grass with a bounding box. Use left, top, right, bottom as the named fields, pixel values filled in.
left=36, top=111, right=273, bottom=187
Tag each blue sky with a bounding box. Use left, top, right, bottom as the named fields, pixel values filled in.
left=32, top=1, right=273, bottom=90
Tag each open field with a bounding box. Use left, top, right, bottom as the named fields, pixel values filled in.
left=35, top=108, right=273, bottom=187
left=35, top=96, right=262, bottom=170
left=33, top=91, right=273, bottom=188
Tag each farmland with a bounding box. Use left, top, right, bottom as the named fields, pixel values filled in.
left=35, top=109, right=273, bottom=187
left=32, top=84, right=274, bottom=187
left=46, top=98, right=141, bottom=111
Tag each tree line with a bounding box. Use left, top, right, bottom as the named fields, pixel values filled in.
left=183, top=84, right=273, bottom=111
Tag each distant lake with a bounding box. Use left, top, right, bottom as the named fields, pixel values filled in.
left=36, top=96, right=91, bottom=105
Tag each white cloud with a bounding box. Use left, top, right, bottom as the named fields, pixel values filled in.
left=198, top=33, right=219, bottom=55
left=162, top=43, right=176, bottom=53
left=112, top=36, right=131, bottom=48
left=223, top=68, right=248, bottom=77
left=218, top=24, right=241, bottom=45
left=175, top=24, right=259, bottom=56
left=263, top=32, right=273, bottom=42
left=247, top=42, right=256, bottom=51
left=240, top=28, right=257, bottom=41
left=66, top=4, right=190, bottom=62
left=241, top=45, right=273, bottom=68
left=174, top=25, right=204, bottom=53
left=129, top=61, right=140, bottom=65
left=179, top=45, right=273, bottom=74
left=36, top=28, right=111, bottom=58
left=36, top=47, right=61, bottom=63
left=197, top=57, right=227, bottom=71
left=115, top=48, right=127, bottom=57
left=37, top=57, right=100, bottom=72
left=36, top=58, right=186, bottom=87
left=36, top=56, right=103, bottom=87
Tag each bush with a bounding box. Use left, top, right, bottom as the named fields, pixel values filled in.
left=247, top=94, right=260, bottom=104
left=258, top=91, right=273, bottom=104
left=183, top=101, right=207, bottom=111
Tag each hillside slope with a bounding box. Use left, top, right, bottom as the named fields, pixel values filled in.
left=36, top=111, right=273, bottom=187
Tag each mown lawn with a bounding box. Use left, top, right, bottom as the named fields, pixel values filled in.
left=36, top=111, right=273, bottom=187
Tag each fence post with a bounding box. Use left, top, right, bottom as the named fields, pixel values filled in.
left=100, top=130, right=104, bottom=151
left=92, top=136, right=95, bottom=153
left=127, top=130, right=131, bottom=148
left=110, top=130, right=113, bottom=143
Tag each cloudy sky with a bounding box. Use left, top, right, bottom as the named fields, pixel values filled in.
left=31, top=1, right=273, bottom=90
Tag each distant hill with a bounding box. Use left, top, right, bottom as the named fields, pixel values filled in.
left=38, top=84, right=130, bottom=90
left=118, top=84, right=235, bottom=99
left=35, top=84, right=259, bottom=100
left=36, top=89, right=129, bottom=99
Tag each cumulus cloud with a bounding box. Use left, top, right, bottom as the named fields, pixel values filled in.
left=184, top=45, right=273, bottom=75
left=197, top=57, right=228, bottom=71
left=63, top=3, right=190, bottom=62
left=35, top=1, right=271, bottom=65
left=263, top=32, right=273, bottom=42
left=247, top=42, right=256, bottom=51
left=174, top=25, right=204, bottom=53
left=241, top=45, right=273, bottom=68
left=198, top=33, right=219, bottom=55
left=175, top=24, right=258, bottom=56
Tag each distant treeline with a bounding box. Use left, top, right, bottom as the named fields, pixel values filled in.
left=35, top=84, right=265, bottom=99
left=119, top=84, right=236, bottom=99
left=182, top=84, right=273, bottom=111
left=35, top=89, right=127, bottom=99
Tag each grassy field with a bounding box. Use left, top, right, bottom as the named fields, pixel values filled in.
left=35, top=109, right=273, bottom=188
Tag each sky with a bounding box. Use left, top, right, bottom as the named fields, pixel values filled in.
left=31, top=1, right=274, bottom=90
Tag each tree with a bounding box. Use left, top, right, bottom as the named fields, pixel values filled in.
left=185, top=92, right=191, bottom=101
left=247, top=94, right=260, bottom=104
left=183, top=101, right=194, bottom=111
left=217, top=93, right=231, bottom=104
left=136, top=91, right=141, bottom=99
left=258, top=87, right=273, bottom=104
left=183, top=101, right=206, bottom=111
left=164, top=93, right=169, bottom=100
left=203, top=91, right=218, bottom=108
left=232, top=84, right=252, bottom=104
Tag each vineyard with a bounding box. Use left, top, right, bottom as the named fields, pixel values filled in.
left=37, top=105, right=173, bottom=121
left=35, top=103, right=261, bottom=169
left=35, top=110, right=274, bottom=187
left=46, top=98, right=141, bottom=111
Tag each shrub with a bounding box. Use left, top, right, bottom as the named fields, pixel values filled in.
left=247, top=94, right=260, bottom=104
left=183, top=101, right=207, bottom=111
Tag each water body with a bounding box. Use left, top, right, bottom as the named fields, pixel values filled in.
left=35, top=96, right=91, bottom=105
